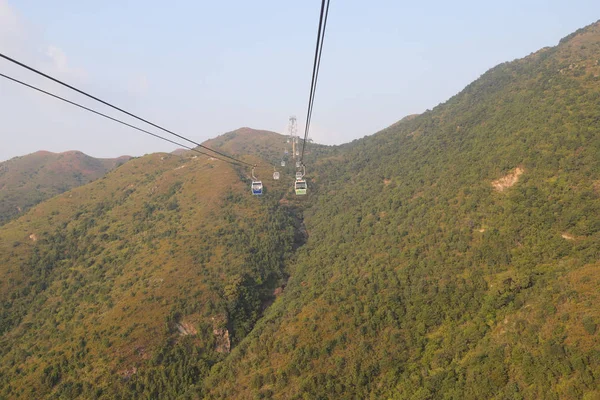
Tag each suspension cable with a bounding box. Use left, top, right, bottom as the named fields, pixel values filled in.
left=0, top=52, right=255, bottom=167
left=0, top=72, right=242, bottom=166
left=300, top=0, right=331, bottom=162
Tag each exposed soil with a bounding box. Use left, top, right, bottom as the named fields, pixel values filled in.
left=492, top=167, right=524, bottom=191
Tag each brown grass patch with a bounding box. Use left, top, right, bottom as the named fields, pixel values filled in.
left=492, top=167, right=524, bottom=191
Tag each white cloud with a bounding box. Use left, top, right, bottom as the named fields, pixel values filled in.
left=0, top=0, right=93, bottom=162
left=46, top=46, right=68, bottom=72
left=0, top=0, right=27, bottom=53
left=0, top=0, right=19, bottom=31
left=0, top=1, right=167, bottom=163
left=44, top=45, right=87, bottom=81
left=0, top=1, right=86, bottom=82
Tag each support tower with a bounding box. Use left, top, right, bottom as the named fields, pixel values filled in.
left=288, top=116, right=297, bottom=159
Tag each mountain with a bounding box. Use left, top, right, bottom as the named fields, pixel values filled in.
left=1, top=21, right=600, bottom=400
left=205, top=21, right=600, bottom=399
left=171, top=148, right=189, bottom=156
left=203, top=128, right=285, bottom=157
left=0, top=148, right=305, bottom=398
left=173, top=128, right=330, bottom=167
left=0, top=151, right=131, bottom=225
left=203, top=127, right=329, bottom=164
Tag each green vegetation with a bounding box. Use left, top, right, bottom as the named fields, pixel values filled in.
left=1, top=20, right=600, bottom=400
left=0, top=150, right=130, bottom=226
left=204, top=21, right=600, bottom=399
left=0, top=151, right=300, bottom=398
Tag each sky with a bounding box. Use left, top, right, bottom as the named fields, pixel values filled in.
left=1, top=0, right=599, bottom=161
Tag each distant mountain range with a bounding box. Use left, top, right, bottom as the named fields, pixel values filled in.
left=0, top=150, right=130, bottom=225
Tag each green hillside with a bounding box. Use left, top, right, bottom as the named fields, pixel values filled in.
left=0, top=150, right=130, bottom=226
left=0, top=20, right=600, bottom=400
left=0, top=149, right=307, bottom=398
left=205, top=21, right=600, bottom=399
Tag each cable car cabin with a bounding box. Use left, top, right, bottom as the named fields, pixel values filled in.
left=281, top=160, right=286, bottom=167
left=273, top=171, right=280, bottom=180
left=295, top=180, right=307, bottom=195
left=251, top=181, right=263, bottom=195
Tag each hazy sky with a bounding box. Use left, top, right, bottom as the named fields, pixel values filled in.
left=1, top=1, right=599, bottom=161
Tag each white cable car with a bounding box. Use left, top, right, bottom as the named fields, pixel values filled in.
left=281, top=160, right=286, bottom=167
left=251, top=166, right=263, bottom=195
left=273, top=171, right=280, bottom=180
left=296, top=161, right=301, bottom=168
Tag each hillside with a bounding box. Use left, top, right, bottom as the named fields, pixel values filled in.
left=0, top=151, right=130, bottom=225
left=203, top=128, right=286, bottom=158
left=204, top=21, right=600, bottom=399
left=0, top=20, right=600, bottom=400
left=0, top=150, right=305, bottom=398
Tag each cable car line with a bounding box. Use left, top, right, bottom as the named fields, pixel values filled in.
left=0, top=52, right=254, bottom=168
left=300, top=0, right=330, bottom=162
left=1, top=0, right=332, bottom=196
left=300, top=0, right=325, bottom=163
left=303, top=0, right=330, bottom=159
left=0, top=72, right=239, bottom=166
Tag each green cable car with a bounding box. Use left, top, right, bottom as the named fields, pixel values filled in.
left=295, top=179, right=307, bottom=195
left=294, top=164, right=307, bottom=195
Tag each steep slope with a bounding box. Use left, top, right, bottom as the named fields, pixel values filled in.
left=0, top=150, right=302, bottom=398
left=0, top=150, right=130, bottom=225
left=205, top=22, right=600, bottom=399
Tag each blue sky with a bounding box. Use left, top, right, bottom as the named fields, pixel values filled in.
left=1, top=0, right=599, bottom=161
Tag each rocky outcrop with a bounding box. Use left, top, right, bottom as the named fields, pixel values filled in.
left=213, top=328, right=231, bottom=353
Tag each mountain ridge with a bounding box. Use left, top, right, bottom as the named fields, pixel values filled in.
left=0, top=150, right=131, bottom=225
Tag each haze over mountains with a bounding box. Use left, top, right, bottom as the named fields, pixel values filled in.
left=0, top=151, right=130, bottom=226
left=1, top=21, right=600, bottom=399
